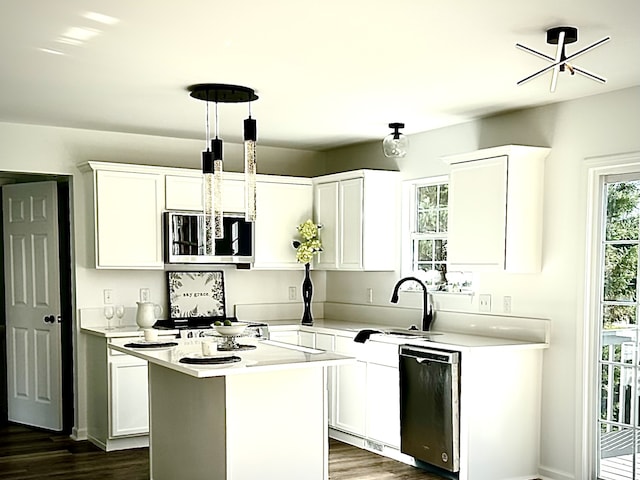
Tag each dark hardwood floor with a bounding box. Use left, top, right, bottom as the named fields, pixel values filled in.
left=0, top=423, right=447, bottom=479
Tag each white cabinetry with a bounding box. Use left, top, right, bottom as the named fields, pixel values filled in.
left=333, top=335, right=366, bottom=435
left=84, top=163, right=165, bottom=269
left=253, top=176, right=313, bottom=269
left=269, top=329, right=300, bottom=345
left=85, top=334, right=156, bottom=451
left=313, top=170, right=400, bottom=271
left=164, top=171, right=245, bottom=213
left=362, top=341, right=400, bottom=448
left=109, top=354, right=149, bottom=437
left=443, top=145, right=550, bottom=273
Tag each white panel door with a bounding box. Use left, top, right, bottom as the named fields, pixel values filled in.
left=339, top=178, right=364, bottom=269
left=447, top=156, right=508, bottom=270
left=94, top=170, right=164, bottom=268
left=3, top=181, right=62, bottom=430
left=314, top=182, right=339, bottom=269
left=110, top=361, right=149, bottom=436
left=253, top=180, right=312, bottom=269
left=366, top=363, right=400, bottom=447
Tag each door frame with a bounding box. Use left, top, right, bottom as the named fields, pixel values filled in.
left=0, top=175, right=74, bottom=433
left=581, top=151, right=640, bottom=479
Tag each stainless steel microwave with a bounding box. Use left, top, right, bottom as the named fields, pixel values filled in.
left=164, top=211, right=254, bottom=264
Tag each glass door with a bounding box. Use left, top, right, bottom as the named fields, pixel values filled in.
left=598, top=176, right=640, bottom=480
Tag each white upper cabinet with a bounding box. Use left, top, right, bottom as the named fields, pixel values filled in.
left=313, top=170, right=400, bottom=271
left=165, top=172, right=245, bottom=213
left=253, top=176, right=313, bottom=270
left=443, top=145, right=550, bottom=273
left=84, top=163, right=165, bottom=269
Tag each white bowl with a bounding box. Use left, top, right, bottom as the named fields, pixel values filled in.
left=212, top=321, right=249, bottom=336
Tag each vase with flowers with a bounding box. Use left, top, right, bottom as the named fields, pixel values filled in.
left=292, top=219, right=322, bottom=325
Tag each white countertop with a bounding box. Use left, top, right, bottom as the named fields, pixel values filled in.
left=271, top=318, right=548, bottom=350
left=109, top=336, right=354, bottom=378
left=81, top=325, right=179, bottom=338
left=83, top=317, right=548, bottom=350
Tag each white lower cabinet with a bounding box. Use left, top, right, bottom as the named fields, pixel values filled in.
left=269, top=329, right=300, bottom=345
left=333, top=336, right=366, bottom=436
left=365, top=363, right=400, bottom=448
left=298, top=330, right=315, bottom=348
left=85, top=334, right=161, bottom=451
left=109, top=359, right=149, bottom=437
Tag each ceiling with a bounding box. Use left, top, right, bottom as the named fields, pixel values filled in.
left=1, top=0, right=639, bottom=151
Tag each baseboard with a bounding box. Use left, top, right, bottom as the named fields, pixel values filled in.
left=71, top=426, right=87, bottom=441
left=88, top=433, right=149, bottom=452
left=537, top=465, right=574, bottom=480
left=328, top=428, right=416, bottom=467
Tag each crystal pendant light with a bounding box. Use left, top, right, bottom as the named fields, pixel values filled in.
left=211, top=101, right=224, bottom=240
left=382, top=122, right=408, bottom=158
left=188, top=83, right=258, bottom=240
left=201, top=100, right=216, bottom=254
left=244, top=104, right=257, bottom=222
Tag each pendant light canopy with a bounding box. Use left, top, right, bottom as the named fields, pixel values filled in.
left=382, top=122, right=408, bottom=158
left=188, top=83, right=259, bottom=246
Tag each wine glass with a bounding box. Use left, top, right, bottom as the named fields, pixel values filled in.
left=115, top=305, right=125, bottom=329
left=104, top=305, right=115, bottom=331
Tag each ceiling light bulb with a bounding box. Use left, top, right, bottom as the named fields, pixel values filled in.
left=382, top=122, right=408, bottom=158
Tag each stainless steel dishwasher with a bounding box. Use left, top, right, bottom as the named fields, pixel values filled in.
left=399, top=344, right=460, bottom=473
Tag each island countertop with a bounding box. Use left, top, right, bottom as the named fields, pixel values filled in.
left=109, top=336, right=354, bottom=378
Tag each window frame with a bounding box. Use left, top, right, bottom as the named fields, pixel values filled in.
left=401, top=175, right=449, bottom=289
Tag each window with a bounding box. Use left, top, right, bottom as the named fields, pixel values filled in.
left=402, top=177, right=449, bottom=289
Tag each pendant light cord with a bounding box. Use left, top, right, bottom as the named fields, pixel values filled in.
left=205, top=101, right=210, bottom=146
left=214, top=101, right=219, bottom=139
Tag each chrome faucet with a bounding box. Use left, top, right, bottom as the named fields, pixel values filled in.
left=390, top=277, right=434, bottom=331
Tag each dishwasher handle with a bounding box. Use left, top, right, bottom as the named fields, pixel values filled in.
left=399, top=345, right=459, bottom=365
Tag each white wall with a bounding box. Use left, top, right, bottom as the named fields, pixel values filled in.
left=323, top=86, right=640, bottom=480
left=0, top=121, right=326, bottom=438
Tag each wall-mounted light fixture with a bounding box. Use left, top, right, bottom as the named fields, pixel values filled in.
left=188, top=83, right=258, bottom=252
left=382, top=122, right=408, bottom=158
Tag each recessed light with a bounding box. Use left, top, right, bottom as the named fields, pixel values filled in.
left=83, top=11, right=119, bottom=25
left=38, top=47, right=66, bottom=56
left=62, top=26, right=100, bottom=42
left=57, top=37, right=83, bottom=46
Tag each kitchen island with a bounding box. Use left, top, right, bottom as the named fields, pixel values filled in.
left=109, top=337, right=354, bottom=480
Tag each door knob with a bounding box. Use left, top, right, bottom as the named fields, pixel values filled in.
left=43, top=315, right=56, bottom=324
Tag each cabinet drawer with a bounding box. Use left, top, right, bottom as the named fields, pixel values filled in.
left=361, top=341, right=399, bottom=367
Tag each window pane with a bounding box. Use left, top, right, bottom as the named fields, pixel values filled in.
left=418, top=186, right=438, bottom=210
left=604, top=244, right=638, bottom=301
left=418, top=211, right=437, bottom=233
left=606, top=181, right=640, bottom=241
left=603, top=305, right=637, bottom=329
left=435, top=240, right=447, bottom=261
left=418, top=240, right=433, bottom=261
left=438, top=209, right=448, bottom=233
left=439, top=184, right=448, bottom=207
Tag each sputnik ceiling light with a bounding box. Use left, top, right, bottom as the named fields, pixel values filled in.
left=188, top=83, right=258, bottom=251
left=382, top=122, right=409, bottom=158
left=516, top=26, right=610, bottom=93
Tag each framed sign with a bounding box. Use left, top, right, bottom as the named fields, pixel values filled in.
left=167, top=271, right=226, bottom=319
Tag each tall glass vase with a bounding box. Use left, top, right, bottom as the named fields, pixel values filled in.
left=301, top=263, right=313, bottom=325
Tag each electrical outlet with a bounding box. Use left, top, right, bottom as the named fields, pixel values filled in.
left=479, top=294, right=492, bottom=312
left=103, top=289, right=113, bottom=304
left=288, top=286, right=297, bottom=301
left=367, top=288, right=373, bottom=304
left=140, top=288, right=150, bottom=302
left=503, top=296, right=512, bottom=313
